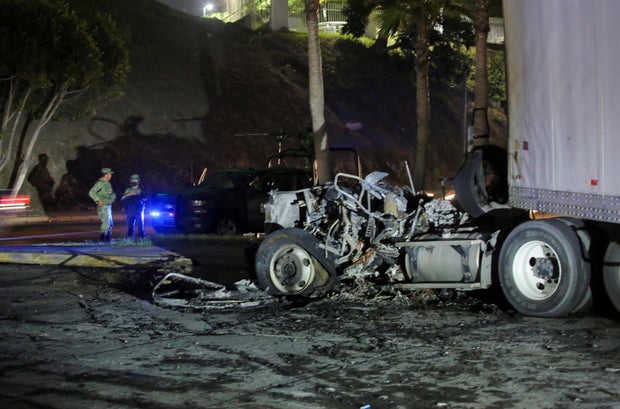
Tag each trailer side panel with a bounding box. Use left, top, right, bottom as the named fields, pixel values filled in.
left=504, top=0, right=620, bottom=223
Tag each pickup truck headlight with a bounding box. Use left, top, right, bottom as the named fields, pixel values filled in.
left=191, top=199, right=208, bottom=207
left=190, top=200, right=209, bottom=214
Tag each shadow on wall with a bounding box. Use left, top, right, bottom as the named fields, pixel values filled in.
left=27, top=153, right=56, bottom=212
left=51, top=116, right=212, bottom=211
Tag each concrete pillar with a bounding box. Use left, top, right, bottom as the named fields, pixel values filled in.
left=270, top=0, right=289, bottom=31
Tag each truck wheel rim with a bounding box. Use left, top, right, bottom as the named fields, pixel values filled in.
left=270, top=244, right=315, bottom=294
left=512, top=240, right=561, bottom=300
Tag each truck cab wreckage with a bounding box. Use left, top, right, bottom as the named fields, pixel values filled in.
left=255, top=147, right=532, bottom=310
left=254, top=143, right=618, bottom=318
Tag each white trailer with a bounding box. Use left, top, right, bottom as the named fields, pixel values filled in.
left=499, top=0, right=620, bottom=314
left=253, top=0, right=620, bottom=317
left=504, top=0, right=620, bottom=222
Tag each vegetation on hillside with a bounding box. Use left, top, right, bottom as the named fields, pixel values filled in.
left=0, top=0, right=129, bottom=194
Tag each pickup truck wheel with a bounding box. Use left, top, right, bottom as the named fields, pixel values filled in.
left=603, top=242, right=620, bottom=313
left=153, top=226, right=173, bottom=234
left=179, top=218, right=198, bottom=235
left=255, top=228, right=336, bottom=297
left=499, top=219, right=591, bottom=317
left=216, top=217, right=239, bottom=235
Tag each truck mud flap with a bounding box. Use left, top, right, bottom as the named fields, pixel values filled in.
left=453, top=145, right=508, bottom=219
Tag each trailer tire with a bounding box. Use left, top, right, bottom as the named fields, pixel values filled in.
left=603, top=242, right=620, bottom=313
left=499, top=219, right=591, bottom=317
left=255, top=228, right=337, bottom=297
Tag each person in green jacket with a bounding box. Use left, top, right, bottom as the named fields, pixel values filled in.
left=89, top=168, right=116, bottom=242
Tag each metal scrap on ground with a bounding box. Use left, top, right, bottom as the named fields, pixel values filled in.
left=152, top=273, right=275, bottom=309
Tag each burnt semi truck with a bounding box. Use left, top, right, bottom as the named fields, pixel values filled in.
left=253, top=0, right=620, bottom=317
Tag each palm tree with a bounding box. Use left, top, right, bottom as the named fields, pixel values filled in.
left=376, top=0, right=466, bottom=190
left=472, top=0, right=489, bottom=142
left=304, top=0, right=331, bottom=184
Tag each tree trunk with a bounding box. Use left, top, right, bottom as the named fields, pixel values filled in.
left=0, top=82, right=30, bottom=174
left=473, top=0, right=490, bottom=143
left=12, top=119, right=48, bottom=195
left=413, top=18, right=431, bottom=191
left=6, top=114, right=31, bottom=189
left=304, top=0, right=331, bottom=184
left=10, top=88, right=64, bottom=193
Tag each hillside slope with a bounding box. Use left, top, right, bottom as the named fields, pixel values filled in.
left=20, top=0, right=500, bottom=212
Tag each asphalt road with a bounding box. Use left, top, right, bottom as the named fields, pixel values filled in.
left=0, top=262, right=618, bottom=409
left=0, top=214, right=150, bottom=245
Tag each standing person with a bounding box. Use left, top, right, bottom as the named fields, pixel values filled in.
left=88, top=168, right=116, bottom=242
left=121, top=174, right=146, bottom=239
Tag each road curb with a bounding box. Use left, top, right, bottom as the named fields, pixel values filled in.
left=0, top=245, right=182, bottom=268
left=0, top=212, right=127, bottom=226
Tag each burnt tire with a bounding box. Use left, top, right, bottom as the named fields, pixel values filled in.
left=498, top=219, right=591, bottom=317
left=603, top=242, right=620, bottom=313
left=255, top=228, right=337, bottom=297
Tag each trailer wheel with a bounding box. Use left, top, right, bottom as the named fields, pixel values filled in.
left=499, top=219, right=591, bottom=317
left=603, top=242, right=620, bottom=313
left=255, top=228, right=336, bottom=297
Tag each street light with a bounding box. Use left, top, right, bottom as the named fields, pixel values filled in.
left=203, top=2, right=214, bottom=16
